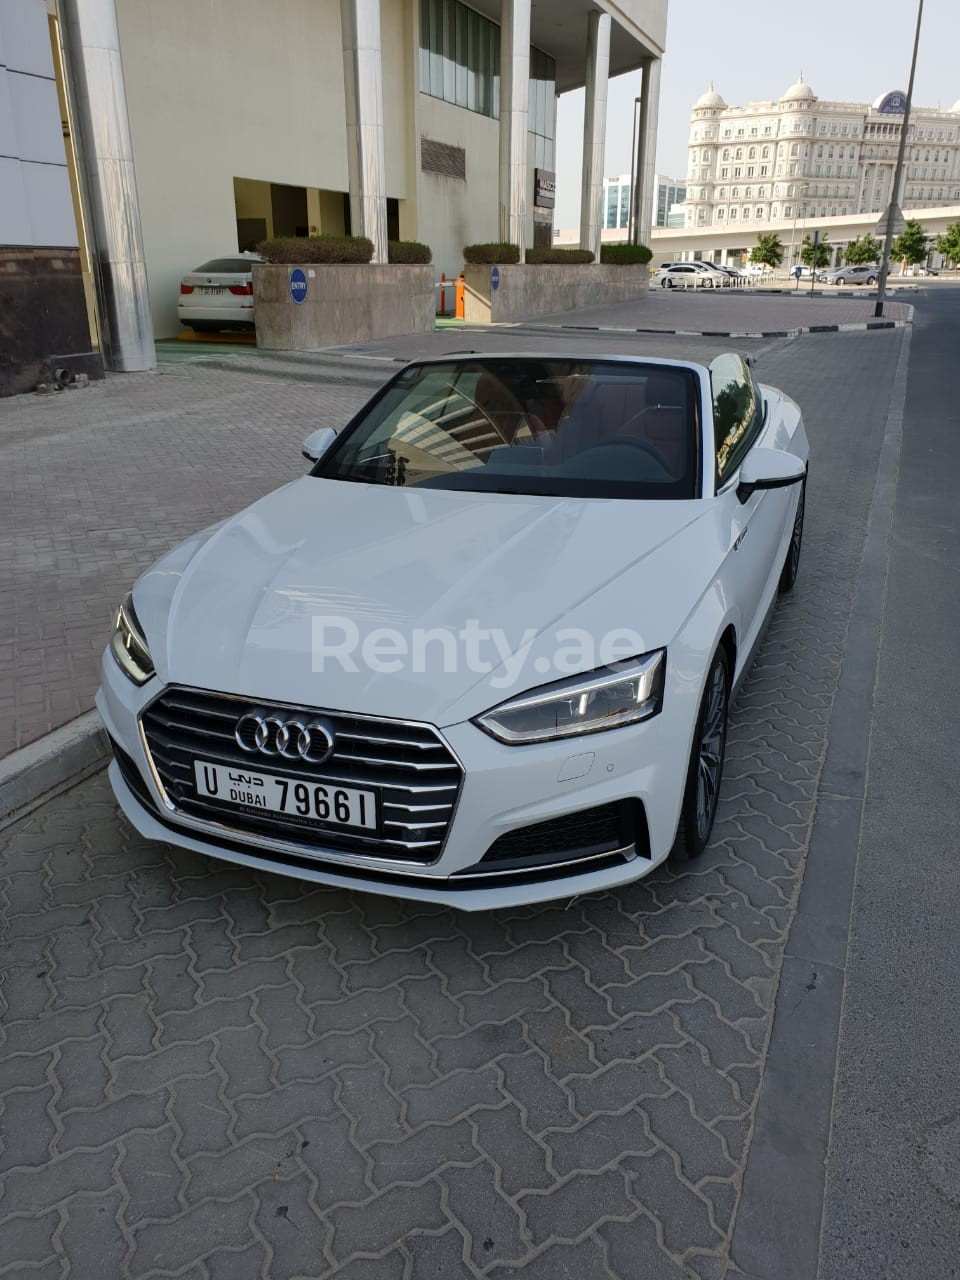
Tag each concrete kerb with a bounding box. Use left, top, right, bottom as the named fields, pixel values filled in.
left=501, top=312, right=912, bottom=341
left=0, top=711, right=109, bottom=830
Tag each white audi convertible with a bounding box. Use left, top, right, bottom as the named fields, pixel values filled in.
left=98, top=352, right=808, bottom=908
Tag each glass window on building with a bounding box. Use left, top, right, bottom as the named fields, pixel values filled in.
left=618, top=184, right=630, bottom=228
left=419, top=0, right=555, bottom=144
left=420, top=0, right=500, bottom=117
left=604, top=184, right=619, bottom=229
left=528, top=45, right=557, bottom=172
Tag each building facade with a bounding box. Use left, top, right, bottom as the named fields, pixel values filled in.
left=684, top=79, right=960, bottom=238
left=602, top=171, right=685, bottom=229
left=0, top=0, right=667, bottom=395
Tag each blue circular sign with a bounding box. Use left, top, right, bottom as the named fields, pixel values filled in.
left=289, top=268, right=308, bottom=304
left=491, top=266, right=500, bottom=291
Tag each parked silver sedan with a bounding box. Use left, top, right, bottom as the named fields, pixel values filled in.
left=815, top=264, right=878, bottom=286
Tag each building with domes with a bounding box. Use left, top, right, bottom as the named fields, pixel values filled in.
left=684, top=77, right=960, bottom=235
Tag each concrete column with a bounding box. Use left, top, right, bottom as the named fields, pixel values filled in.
left=498, top=0, right=531, bottom=252
left=60, top=0, right=155, bottom=371
left=341, top=0, right=388, bottom=263
left=630, top=56, right=661, bottom=245
left=579, top=11, right=611, bottom=258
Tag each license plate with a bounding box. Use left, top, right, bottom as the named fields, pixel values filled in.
left=193, top=760, right=377, bottom=830
left=199, top=286, right=224, bottom=295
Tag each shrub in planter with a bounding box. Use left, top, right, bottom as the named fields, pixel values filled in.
left=600, top=243, right=653, bottom=265
left=388, top=239, right=432, bottom=264
left=526, top=247, right=595, bottom=264
left=463, top=242, right=521, bottom=265
left=257, top=235, right=374, bottom=264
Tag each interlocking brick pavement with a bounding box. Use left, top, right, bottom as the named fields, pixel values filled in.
left=0, top=329, right=904, bottom=1276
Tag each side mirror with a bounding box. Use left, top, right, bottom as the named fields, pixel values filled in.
left=736, top=448, right=806, bottom=504
left=302, top=427, right=338, bottom=463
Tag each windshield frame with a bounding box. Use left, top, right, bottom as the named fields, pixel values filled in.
left=311, top=355, right=705, bottom=503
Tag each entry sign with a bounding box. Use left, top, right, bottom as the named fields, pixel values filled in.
left=491, top=266, right=500, bottom=291
left=289, top=267, right=308, bottom=304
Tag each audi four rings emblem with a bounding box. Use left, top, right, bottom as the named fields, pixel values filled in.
left=235, top=713, right=336, bottom=764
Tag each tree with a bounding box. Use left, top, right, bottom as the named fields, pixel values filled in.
left=891, top=219, right=927, bottom=267
left=750, top=233, right=784, bottom=269
left=799, top=235, right=831, bottom=270
left=935, top=221, right=960, bottom=267
left=843, top=234, right=881, bottom=265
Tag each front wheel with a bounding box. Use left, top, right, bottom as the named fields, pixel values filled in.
left=779, top=477, right=806, bottom=593
left=835, top=277, right=845, bottom=287
left=672, top=648, right=729, bottom=862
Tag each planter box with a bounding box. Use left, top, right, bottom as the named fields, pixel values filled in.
left=463, top=262, right=650, bottom=324
left=253, top=263, right=434, bottom=350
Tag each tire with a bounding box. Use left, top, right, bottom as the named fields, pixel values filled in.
left=661, top=278, right=670, bottom=288
left=672, top=647, right=730, bottom=863
left=779, top=477, right=806, bottom=593
left=867, top=276, right=876, bottom=285
left=836, top=277, right=845, bottom=287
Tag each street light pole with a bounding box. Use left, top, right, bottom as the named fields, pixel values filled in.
left=875, top=0, right=924, bottom=317
left=791, top=183, right=808, bottom=290
left=627, top=96, right=641, bottom=241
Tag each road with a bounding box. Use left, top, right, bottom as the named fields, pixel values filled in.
left=1, top=296, right=957, bottom=1278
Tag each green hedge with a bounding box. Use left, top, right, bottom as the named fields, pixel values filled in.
left=600, top=243, right=653, bottom=265
left=525, top=247, right=595, bottom=264
left=388, top=239, right=432, bottom=264
left=463, top=242, right=521, bottom=264
left=257, top=235, right=374, bottom=264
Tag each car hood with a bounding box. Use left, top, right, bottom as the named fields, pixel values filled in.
left=134, top=477, right=717, bottom=725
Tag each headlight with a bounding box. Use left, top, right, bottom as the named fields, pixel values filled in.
left=109, top=592, right=155, bottom=685
left=474, top=650, right=665, bottom=745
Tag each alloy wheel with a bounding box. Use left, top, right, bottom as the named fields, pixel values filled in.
left=695, top=661, right=727, bottom=841
left=788, top=482, right=805, bottom=579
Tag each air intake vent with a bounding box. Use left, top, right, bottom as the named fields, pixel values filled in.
left=421, top=137, right=466, bottom=180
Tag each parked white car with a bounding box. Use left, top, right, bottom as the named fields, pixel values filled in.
left=655, top=262, right=728, bottom=288
left=99, top=352, right=808, bottom=909
left=177, top=253, right=264, bottom=332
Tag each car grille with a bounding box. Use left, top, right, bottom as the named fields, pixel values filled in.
left=139, top=687, right=463, bottom=864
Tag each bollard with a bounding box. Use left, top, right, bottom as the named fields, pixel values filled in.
left=455, top=274, right=465, bottom=319
left=439, top=271, right=447, bottom=315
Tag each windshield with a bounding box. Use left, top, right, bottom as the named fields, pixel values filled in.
left=318, top=359, right=699, bottom=501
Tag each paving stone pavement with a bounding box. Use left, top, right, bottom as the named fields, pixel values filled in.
left=0, top=328, right=904, bottom=1277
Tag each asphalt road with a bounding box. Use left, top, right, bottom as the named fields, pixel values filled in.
left=1, top=301, right=957, bottom=1277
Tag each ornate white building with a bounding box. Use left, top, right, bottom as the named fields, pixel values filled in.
left=684, top=78, right=960, bottom=233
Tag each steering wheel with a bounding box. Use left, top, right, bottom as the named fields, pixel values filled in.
left=580, top=434, right=671, bottom=474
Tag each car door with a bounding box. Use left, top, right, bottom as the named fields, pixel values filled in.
left=708, top=355, right=788, bottom=653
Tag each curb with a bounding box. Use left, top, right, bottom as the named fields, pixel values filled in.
left=0, top=711, right=109, bottom=830
left=537, top=318, right=912, bottom=340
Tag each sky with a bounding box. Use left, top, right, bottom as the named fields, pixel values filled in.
left=553, top=0, right=960, bottom=229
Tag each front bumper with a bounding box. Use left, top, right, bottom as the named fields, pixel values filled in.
left=97, top=654, right=689, bottom=910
